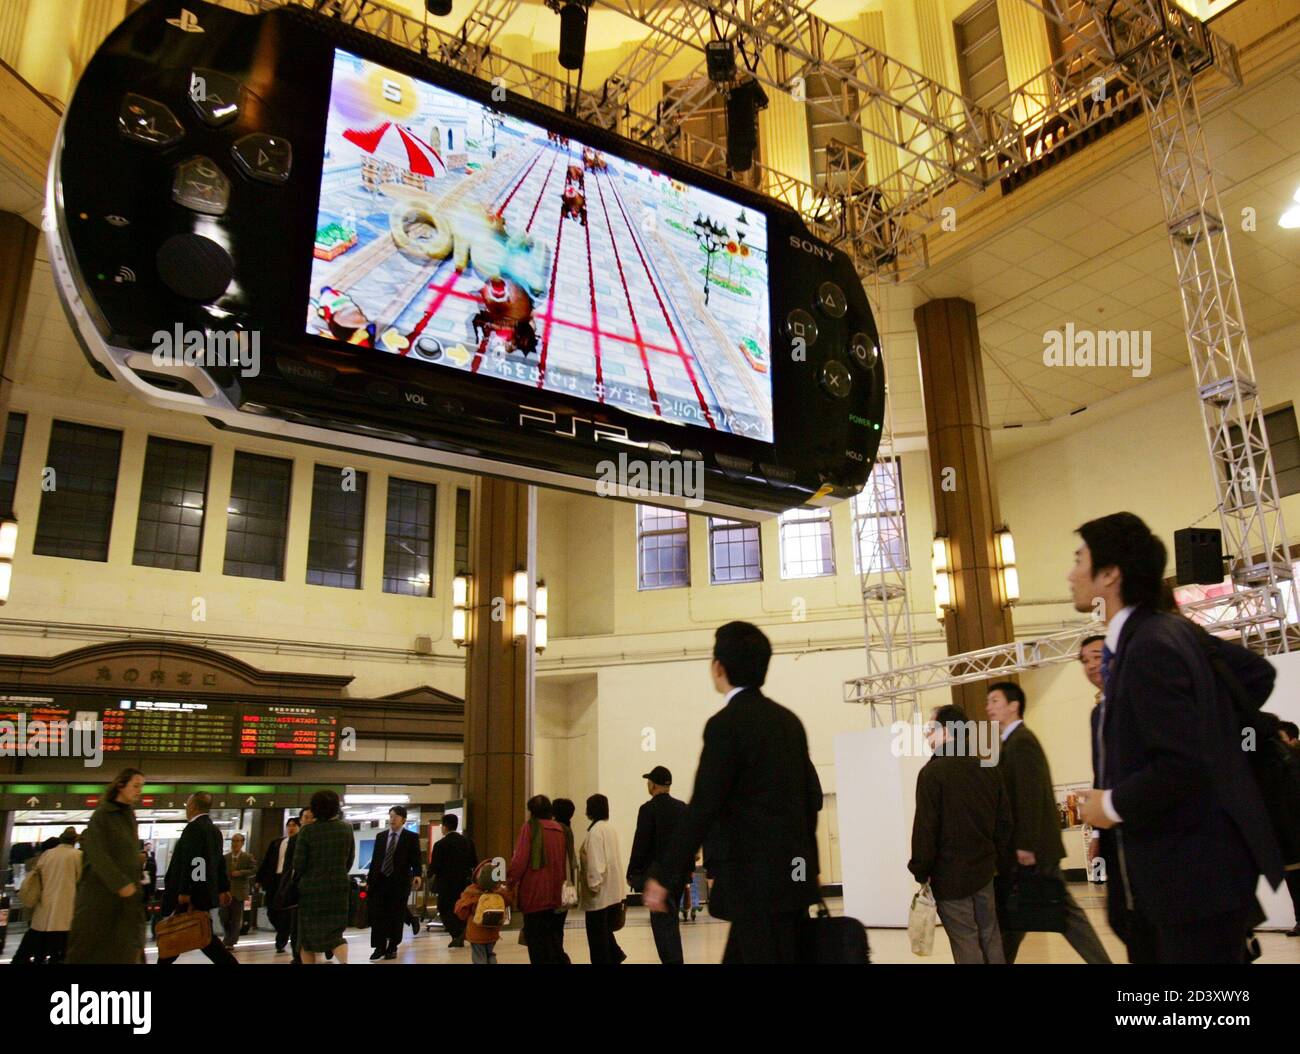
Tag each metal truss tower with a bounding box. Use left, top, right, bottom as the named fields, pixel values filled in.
left=1096, top=0, right=1297, bottom=653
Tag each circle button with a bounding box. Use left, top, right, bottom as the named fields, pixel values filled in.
left=785, top=308, right=818, bottom=348
left=848, top=332, right=879, bottom=371
left=817, top=282, right=847, bottom=318
left=820, top=360, right=853, bottom=399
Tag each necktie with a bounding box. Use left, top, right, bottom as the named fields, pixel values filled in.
left=382, top=830, right=397, bottom=876
left=1101, top=643, right=1115, bottom=699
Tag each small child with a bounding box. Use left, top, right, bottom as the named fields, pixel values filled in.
left=455, top=859, right=513, bottom=964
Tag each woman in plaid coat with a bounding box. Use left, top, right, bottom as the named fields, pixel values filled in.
left=293, top=789, right=354, bottom=962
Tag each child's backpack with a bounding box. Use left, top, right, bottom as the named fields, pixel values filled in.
left=473, top=890, right=507, bottom=928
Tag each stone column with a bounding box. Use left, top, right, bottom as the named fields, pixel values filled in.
left=462, top=479, right=536, bottom=868
left=915, top=298, right=1015, bottom=717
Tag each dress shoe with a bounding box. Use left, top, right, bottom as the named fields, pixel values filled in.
left=449, top=938, right=465, bottom=948
left=1287, top=926, right=1300, bottom=937
left=275, top=944, right=287, bottom=954
left=384, top=950, right=398, bottom=960
left=370, top=948, right=386, bottom=960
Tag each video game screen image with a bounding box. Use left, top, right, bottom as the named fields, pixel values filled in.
left=307, top=50, right=773, bottom=442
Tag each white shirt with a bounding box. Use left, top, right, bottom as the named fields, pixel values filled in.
left=579, top=819, right=625, bottom=912
left=723, top=686, right=745, bottom=705
left=1100, top=605, right=1135, bottom=824
left=276, top=836, right=289, bottom=875
left=999, top=718, right=1023, bottom=742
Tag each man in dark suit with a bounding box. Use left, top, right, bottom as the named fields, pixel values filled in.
left=643, top=621, right=823, bottom=964
left=255, top=815, right=300, bottom=953
left=157, top=792, right=237, bottom=965
left=428, top=813, right=477, bottom=948
left=627, top=764, right=690, bottom=964
left=368, top=805, right=423, bottom=960
left=986, top=681, right=1111, bottom=963
left=909, top=704, right=1013, bottom=963
left=1072, top=511, right=1283, bottom=963
left=1078, top=634, right=1108, bottom=879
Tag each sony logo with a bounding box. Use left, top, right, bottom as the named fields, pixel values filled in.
left=789, top=235, right=834, bottom=261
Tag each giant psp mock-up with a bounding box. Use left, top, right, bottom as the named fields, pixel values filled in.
left=46, top=0, right=886, bottom=517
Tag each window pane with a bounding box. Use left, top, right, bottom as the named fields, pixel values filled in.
left=709, top=516, right=762, bottom=583
left=779, top=506, right=834, bottom=579
left=384, top=477, right=435, bottom=596
left=133, top=437, right=210, bottom=571
left=853, top=458, right=909, bottom=573
left=0, top=412, right=27, bottom=515
left=454, top=487, right=472, bottom=574
left=224, top=452, right=292, bottom=580
left=307, top=465, right=367, bottom=589
left=638, top=504, right=689, bottom=588
left=34, top=421, right=122, bottom=562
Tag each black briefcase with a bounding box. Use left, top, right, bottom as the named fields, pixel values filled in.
left=995, top=868, right=1067, bottom=932
left=799, top=903, right=871, bottom=964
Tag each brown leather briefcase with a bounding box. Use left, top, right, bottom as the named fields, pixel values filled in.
left=156, top=908, right=212, bottom=959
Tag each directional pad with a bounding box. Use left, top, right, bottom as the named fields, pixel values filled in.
left=232, top=133, right=293, bottom=184
left=172, top=156, right=230, bottom=216
left=188, top=69, right=242, bottom=127
left=119, top=94, right=184, bottom=147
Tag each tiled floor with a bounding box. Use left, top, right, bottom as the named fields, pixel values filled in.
left=190, top=886, right=1300, bottom=965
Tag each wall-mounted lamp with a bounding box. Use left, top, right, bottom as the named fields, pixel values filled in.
left=535, top=580, right=548, bottom=654
left=995, top=527, right=1020, bottom=606
left=513, top=569, right=529, bottom=642
left=932, top=535, right=952, bottom=623
left=451, top=572, right=469, bottom=646
left=0, top=516, right=17, bottom=605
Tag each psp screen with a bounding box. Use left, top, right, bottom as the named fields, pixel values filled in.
left=306, top=50, right=774, bottom=442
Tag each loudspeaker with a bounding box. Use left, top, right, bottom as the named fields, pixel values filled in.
left=706, top=39, right=736, bottom=82
left=425, top=0, right=453, bottom=15
left=558, top=2, right=588, bottom=71
left=1174, top=527, right=1224, bottom=585
left=725, top=78, right=767, bottom=172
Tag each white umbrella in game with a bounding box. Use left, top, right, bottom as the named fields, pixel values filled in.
left=343, top=121, right=447, bottom=177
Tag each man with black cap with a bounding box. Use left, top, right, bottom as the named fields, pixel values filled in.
left=627, top=765, right=689, bottom=963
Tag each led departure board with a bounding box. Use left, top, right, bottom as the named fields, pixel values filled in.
left=12, top=695, right=345, bottom=760
left=102, top=699, right=236, bottom=756
left=238, top=705, right=339, bottom=759
left=0, top=695, right=79, bottom=752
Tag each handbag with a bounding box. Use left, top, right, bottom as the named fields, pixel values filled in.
left=908, top=883, right=937, bottom=956
left=799, top=900, right=869, bottom=964
left=156, top=907, right=213, bottom=959
left=19, top=867, right=43, bottom=911
left=995, top=867, right=1067, bottom=933
left=272, top=873, right=300, bottom=911
left=560, top=845, right=579, bottom=909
